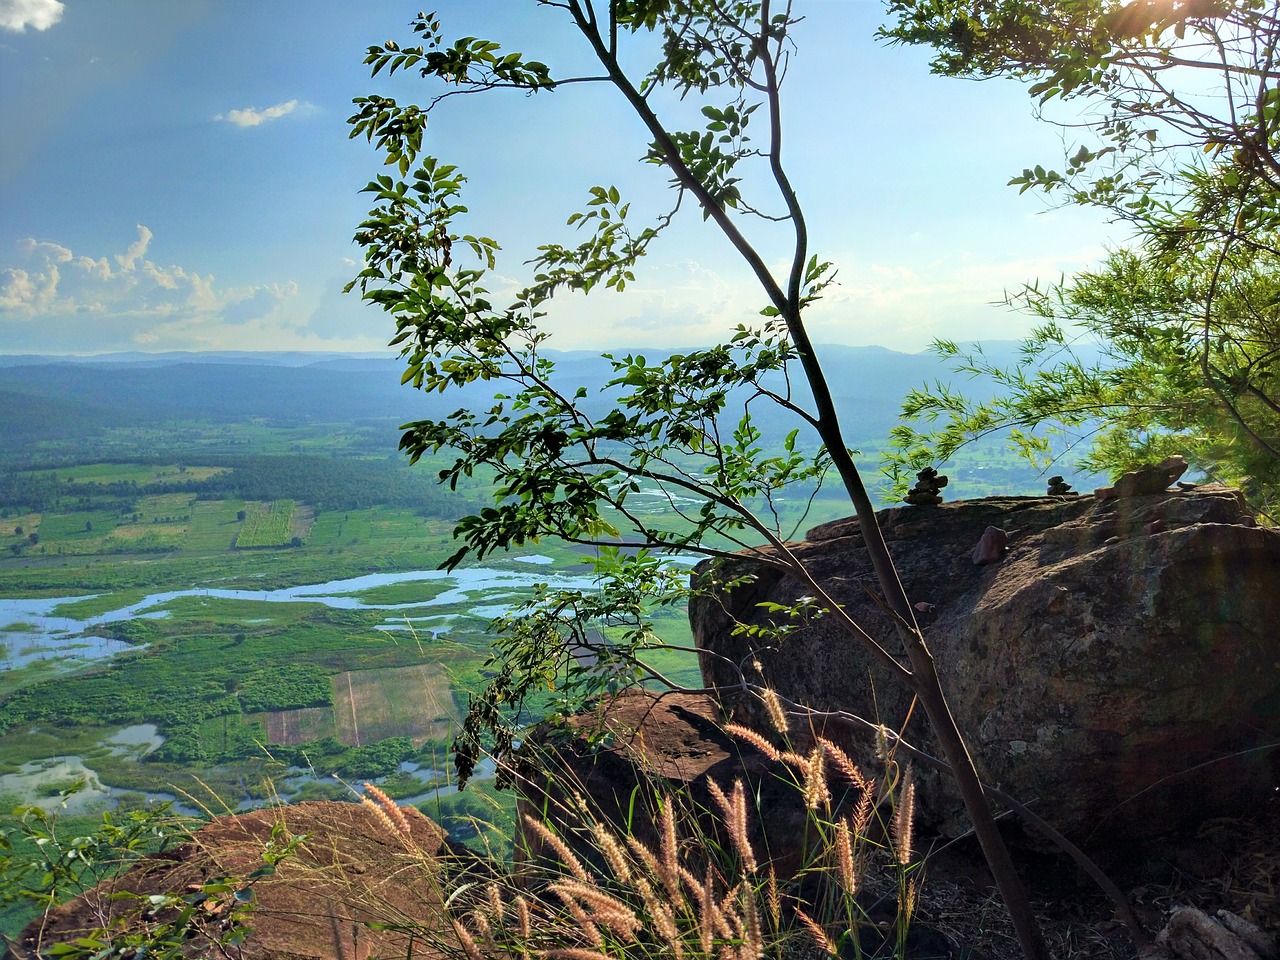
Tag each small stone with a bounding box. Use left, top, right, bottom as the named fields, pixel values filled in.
left=1145, top=518, right=1166, bottom=535
left=972, top=525, right=1008, bottom=565
left=1238, top=515, right=1257, bottom=527
left=903, top=490, right=943, bottom=506
left=1103, top=535, right=1121, bottom=545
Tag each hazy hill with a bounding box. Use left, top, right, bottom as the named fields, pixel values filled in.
left=0, top=343, right=1046, bottom=463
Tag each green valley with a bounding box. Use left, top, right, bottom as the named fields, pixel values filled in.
left=0, top=351, right=1081, bottom=938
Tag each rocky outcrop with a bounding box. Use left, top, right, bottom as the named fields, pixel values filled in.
left=9, top=801, right=457, bottom=960
left=690, top=486, right=1280, bottom=846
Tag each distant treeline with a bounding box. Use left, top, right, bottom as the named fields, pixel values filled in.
left=0, top=455, right=482, bottom=518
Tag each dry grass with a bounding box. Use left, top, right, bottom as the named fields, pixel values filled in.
left=337, top=717, right=944, bottom=960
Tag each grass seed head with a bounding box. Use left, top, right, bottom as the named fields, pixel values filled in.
left=760, top=687, right=790, bottom=735
left=892, top=765, right=916, bottom=866
left=724, top=723, right=782, bottom=762
left=793, top=907, right=836, bottom=956
left=523, top=814, right=592, bottom=883
left=834, top=816, right=859, bottom=896
left=803, top=745, right=831, bottom=811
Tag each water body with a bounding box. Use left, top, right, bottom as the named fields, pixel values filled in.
left=0, top=560, right=598, bottom=672
left=0, top=725, right=500, bottom=818
left=0, top=724, right=177, bottom=815
left=0, top=557, right=617, bottom=820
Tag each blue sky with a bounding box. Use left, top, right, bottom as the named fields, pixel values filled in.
left=0, top=0, right=1122, bottom=356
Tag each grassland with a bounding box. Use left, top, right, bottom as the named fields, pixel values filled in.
left=28, top=463, right=231, bottom=486
left=234, top=499, right=299, bottom=547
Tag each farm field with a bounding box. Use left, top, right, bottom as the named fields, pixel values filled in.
left=0, top=448, right=611, bottom=792
left=331, top=662, right=460, bottom=745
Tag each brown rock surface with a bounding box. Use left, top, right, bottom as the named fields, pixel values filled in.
left=9, top=802, right=454, bottom=960
left=691, top=488, right=1280, bottom=845
left=514, top=689, right=836, bottom=881
left=1096, top=454, right=1188, bottom=499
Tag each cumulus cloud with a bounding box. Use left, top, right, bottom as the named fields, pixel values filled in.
left=0, top=226, right=305, bottom=351
left=304, top=276, right=373, bottom=340
left=0, top=0, right=64, bottom=32
left=215, top=99, right=303, bottom=127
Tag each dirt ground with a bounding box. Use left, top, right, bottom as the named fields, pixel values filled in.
left=907, top=802, right=1280, bottom=958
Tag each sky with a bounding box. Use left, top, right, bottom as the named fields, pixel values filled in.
left=0, top=0, right=1125, bottom=356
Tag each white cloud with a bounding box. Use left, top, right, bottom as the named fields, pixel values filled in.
left=0, top=0, right=64, bottom=32
left=215, top=99, right=302, bottom=128
left=115, top=224, right=152, bottom=270
left=0, top=227, right=309, bottom=351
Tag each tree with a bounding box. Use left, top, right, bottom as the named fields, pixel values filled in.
left=880, top=0, right=1280, bottom=517
left=346, top=5, right=1143, bottom=956
left=889, top=239, right=1280, bottom=514
left=881, top=0, right=1280, bottom=243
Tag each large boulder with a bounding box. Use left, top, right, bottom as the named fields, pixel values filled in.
left=8, top=801, right=457, bottom=960
left=690, top=486, right=1280, bottom=846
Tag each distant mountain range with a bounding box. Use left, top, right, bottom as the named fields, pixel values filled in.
left=0, top=343, right=1090, bottom=488
left=0, top=343, right=1070, bottom=467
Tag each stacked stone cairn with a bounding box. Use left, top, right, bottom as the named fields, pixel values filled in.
left=904, top=466, right=948, bottom=505
left=1046, top=475, right=1074, bottom=496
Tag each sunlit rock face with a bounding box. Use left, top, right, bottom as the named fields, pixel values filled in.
left=9, top=802, right=458, bottom=960
left=691, top=485, right=1280, bottom=846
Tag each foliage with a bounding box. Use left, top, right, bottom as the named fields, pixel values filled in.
left=0, top=455, right=477, bottom=519
left=888, top=243, right=1280, bottom=515
left=880, top=0, right=1280, bottom=516
left=349, top=4, right=1057, bottom=956
left=347, top=2, right=850, bottom=774
left=270, top=735, right=418, bottom=780
left=236, top=664, right=333, bottom=713
left=234, top=499, right=299, bottom=549
left=0, top=802, right=190, bottom=943
left=881, top=0, right=1280, bottom=245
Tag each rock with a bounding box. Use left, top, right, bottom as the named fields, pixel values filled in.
left=971, top=525, right=1008, bottom=565
left=1047, top=475, right=1075, bottom=496
left=1143, top=906, right=1278, bottom=960
left=9, top=802, right=458, bottom=960
left=1096, top=455, right=1189, bottom=499
left=691, top=488, right=1280, bottom=846
left=514, top=689, right=826, bottom=883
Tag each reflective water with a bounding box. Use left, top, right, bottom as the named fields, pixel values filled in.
left=0, top=560, right=597, bottom=671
